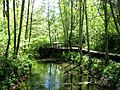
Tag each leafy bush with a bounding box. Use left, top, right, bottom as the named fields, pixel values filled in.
left=0, top=57, right=32, bottom=89
left=92, top=32, right=120, bottom=53
left=100, top=62, right=120, bottom=88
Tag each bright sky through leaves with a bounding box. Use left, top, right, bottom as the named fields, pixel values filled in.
left=34, top=0, right=59, bottom=13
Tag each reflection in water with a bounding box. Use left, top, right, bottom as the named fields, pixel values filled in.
left=27, top=62, right=64, bottom=90
left=20, top=60, right=100, bottom=90
left=45, top=64, right=60, bottom=90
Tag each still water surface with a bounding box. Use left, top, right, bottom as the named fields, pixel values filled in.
left=20, top=60, right=99, bottom=90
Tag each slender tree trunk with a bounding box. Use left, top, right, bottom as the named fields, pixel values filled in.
left=16, top=0, right=20, bottom=29
left=3, top=0, right=6, bottom=34
left=3, top=0, right=5, bottom=17
left=78, top=0, right=84, bottom=88
left=5, top=0, right=10, bottom=58
left=59, top=0, right=67, bottom=46
left=85, top=0, right=91, bottom=84
left=104, top=0, right=109, bottom=64
left=69, top=0, right=73, bottom=50
left=13, top=0, right=17, bottom=58
left=52, top=7, right=56, bottom=42
left=48, top=0, right=51, bottom=46
left=79, top=0, right=82, bottom=63
left=25, top=0, right=30, bottom=46
left=54, top=29, right=57, bottom=42
left=79, top=0, right=84, bottom=65
left=85, top=0, right=91, bottom=68
left=117, top=0, right=120, bottom=25
left=29, top=0, right=34, bottom=45
left=109, top=0, right=120, bottom=35
left=16, top=0, right=25, bottom=56
left=64, top=4, right=69, bottom=48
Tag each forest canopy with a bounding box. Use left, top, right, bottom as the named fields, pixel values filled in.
left=0, top=0, right=120, bottom=58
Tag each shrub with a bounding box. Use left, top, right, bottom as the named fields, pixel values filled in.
left=0, top=57, right=32, bottom=89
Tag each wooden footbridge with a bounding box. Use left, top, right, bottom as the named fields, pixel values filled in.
left=48, top=42, right=120, bottom=62
left=38, top=42, right=120, bottom=62
left=52, top=46, right=120, bottom=61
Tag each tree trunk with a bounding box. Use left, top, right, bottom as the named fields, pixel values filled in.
left=3, top=0, right=5, bottom=17
left=29, top=0, right=35, bottom=45
left=79, top=0, right=84, bottom=64
left=104, top=0, right=109, bottom=64
left=59, top=0, right=67, bottom=46
left=85, top=0, right=91, bottom=84
left=25, top=0, right=30, bottom=47
left=69, top=0, right=73, bottom=50
left=109, top=0, right=120, bottom=35
left=64, top=4, right=69, bottom=48
left=5, top=0, right=10, bottom=58
left=85, top=0, right=91, bottom=68
left=48, top=0, right=51, bottom=46
left=16, top=0, right=25, bottom=56
left=13, top=0, right=17, bottom=58
left=117, top=0, right=120, bottom=25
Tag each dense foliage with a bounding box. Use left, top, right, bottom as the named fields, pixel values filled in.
left=0, top=56, right=32, bottom=89
left=0, top=0, right=120, bottom=89
left=55, top=51, right=120, bottom=89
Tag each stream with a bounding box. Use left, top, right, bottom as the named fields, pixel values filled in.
left=19, top=59, right=100, bottom=90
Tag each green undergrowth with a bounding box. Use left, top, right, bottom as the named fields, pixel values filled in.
left=0, top=54, right=32, bottom=89
left=56, top=51, right=120, bottom=89
left=0, top=36, right=48, bottom=89
left=16, top=60, right=42, bottom=90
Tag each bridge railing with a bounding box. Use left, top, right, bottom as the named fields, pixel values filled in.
left=52, top=42, right=62, bottom=49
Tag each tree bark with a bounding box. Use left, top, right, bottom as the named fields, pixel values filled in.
left=29, top=0, right=35, bottom=45
left=5, top=0, right=10, bottom=58
left=13, top=0, right=17, bottom=58
left=16, top=0, right=25, bottom=55
left=104, top=0, right=109, bottom=64
left=25, top=0, right=30, bottom=44
left=79, top=0, right=84, bottom=64
left=117, top=0, right=120, bottom=25
left=48, top=0, right=51, bottom=46
left=59, top=0, right=67, bottom=46
left=69, top=0, right=74, bottom=50
left=85, top=0, right=91, bottom=66
left=109, top=0, right=120, bottom=35
left=3, top=0, right=5, bottom=17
